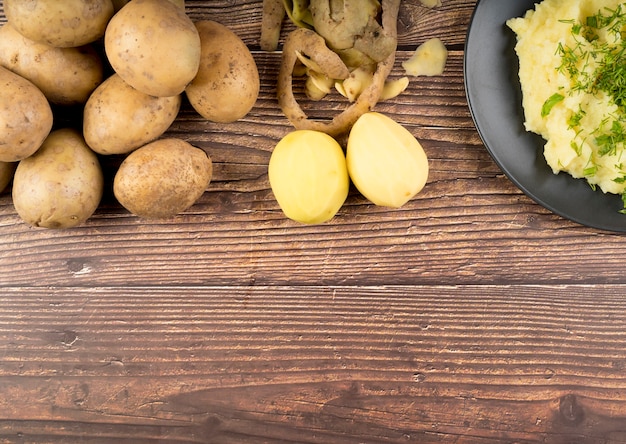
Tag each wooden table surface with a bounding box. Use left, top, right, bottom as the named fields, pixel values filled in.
left=2, top=1, right=626, bottom=443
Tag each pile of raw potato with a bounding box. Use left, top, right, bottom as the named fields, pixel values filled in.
left=0, top=0, right=447, bottom=228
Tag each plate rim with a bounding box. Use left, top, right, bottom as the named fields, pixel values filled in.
left=463, top=0, right=626, bottom=232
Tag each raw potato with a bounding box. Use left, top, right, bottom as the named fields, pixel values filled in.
left=4, top=0, right=114, bottom=48
left=0, top=66, right=53, bottom=162
left=186, top=20, right=260, bottom=123
left=268, top=130, right=349, bottom=224
left=0, top=162, right=17, bottom=194
left=83, top=74, right=182, bottom=155
left=105, top=0, right=201, bottom=97
left=380, top=76, right=410, bottom=101
left=0, top=24, right=104, bottom=105
left=402, top=38, right=448, bottom=77
left=113, top=139, right=212, bottom=219
left=112, top=0, right=184, bottom=10
left=12, top=129, right=104, bottom=229
left=347, top=112, right=428, bottom=208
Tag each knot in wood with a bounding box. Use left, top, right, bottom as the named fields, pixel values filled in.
left=559, top=394, right=584, bottom=426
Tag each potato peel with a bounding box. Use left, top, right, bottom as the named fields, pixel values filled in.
left=274, top=0, right=401, bottom=137
left=260, top=0, right=285, bottom=51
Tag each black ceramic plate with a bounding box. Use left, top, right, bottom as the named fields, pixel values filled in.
left=464, top=0, right=626, bottom=232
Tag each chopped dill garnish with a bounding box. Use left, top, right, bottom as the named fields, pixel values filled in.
left=567, top=106, right=586, bottom=128
left=584, top=165, right=598, bottom=176
left=587, top=4, right=626, bottom=34
left=593, top=45, right=626, bottom=110
left=570, top=141, right=583, bottom=156
left=595, top=119, right=626, bottom=156
left=549, top=4, right=626, bottom=213
left=555, top=5, right=626, bottom=108
left=556, top=41, right=589, bottom=85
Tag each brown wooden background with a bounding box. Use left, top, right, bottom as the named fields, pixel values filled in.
left=1, top=1, right=626, bottom=443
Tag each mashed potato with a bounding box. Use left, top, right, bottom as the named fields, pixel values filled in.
left=508, top=0, right=626, bottom=196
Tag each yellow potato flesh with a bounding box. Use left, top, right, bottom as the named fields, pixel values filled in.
left=268, top=130, right=349, bottom=224
left=347, top=112, right=428, bottom=208
left=402, top=38, right=448, bottom=77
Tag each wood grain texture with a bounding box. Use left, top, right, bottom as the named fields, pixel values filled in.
left=1, top=48, right=623, bottom=288
left=1, top=286, right=626, bottom=443
left=0, top=0, right=509, bottom=289
left=2, top=1, right=626, bottom=442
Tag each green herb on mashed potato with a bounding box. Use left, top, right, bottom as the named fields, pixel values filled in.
left=541, top=93, right=565, bottom=117
left=508, top=0, right=626, bottom=211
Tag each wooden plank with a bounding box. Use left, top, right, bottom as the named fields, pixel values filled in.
left=0, top=285, right=625, bottom=443
left=0, top=49, right=619, bottom=287
left=0, top=0, right=514, bottom=288
left=4, top=1, right=626, bottom=443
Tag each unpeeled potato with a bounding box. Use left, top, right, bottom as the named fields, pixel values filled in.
left=0, top=66, right=53, bottom=162
left=113, top=139, right=212, bottom=219
left=186, top=20, right=260, bottom=123
left=4, top=0, right=114, bottom=48
left=12, top=129, right=104, bottom=229
left=104, top=0, right=201, bottom=97
left=112, top=0, right=184, bottom=11
left=0, top=24, right=103, bottom=105
left=83, top=74, right=182, bottom=155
